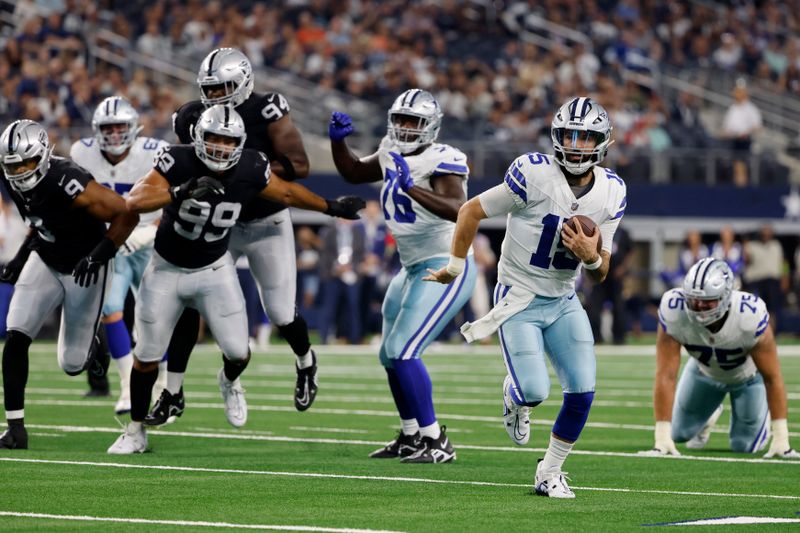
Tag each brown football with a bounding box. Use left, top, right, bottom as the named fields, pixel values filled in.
left=564, top=215, right=602, bottom=253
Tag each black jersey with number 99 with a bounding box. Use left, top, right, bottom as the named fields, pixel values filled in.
left=153, top=145, right=270, bottom=269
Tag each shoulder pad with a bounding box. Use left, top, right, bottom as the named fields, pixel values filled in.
left=658, top=289, right=688, bottom=335
left=430, top=144, right=469, bottom=177
left=258, top=92, right=290, bottom=122
left=733, top=292, right=770, bottom=339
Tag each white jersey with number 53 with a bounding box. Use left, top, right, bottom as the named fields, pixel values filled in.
left=70, top=136, right=169, bottom=227
left=481, top=152, right=626, bottom=297
left=659, top=289, right=768, bottom=384
left=374, top=136, right=469, bottom=267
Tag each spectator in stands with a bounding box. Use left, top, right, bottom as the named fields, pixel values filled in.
left=296, top=226, right=321, bottom=315
left=744, top=224, right=785, bottom=332
left=470, top=232, right=497, bottom=327
left=711, top=225, right=744, bottom=287
left=722, top=82, right=763, bottom=187
left=662, top=230, right=709, bottom=288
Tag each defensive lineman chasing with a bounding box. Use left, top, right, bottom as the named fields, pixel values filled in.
left=107, top=105, right=364, bottom=454
left=0, top=119, right=138, bottom=449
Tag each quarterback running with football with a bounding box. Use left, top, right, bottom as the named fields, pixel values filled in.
left=107, top=105, right=364, bottom=454
left=643, top=257, right=798, bottom=459
left=70, top=96, right=169, bottom=413
left=330, top=89, right=477, bottom=463
left=426, top=97, right=626, bottom=496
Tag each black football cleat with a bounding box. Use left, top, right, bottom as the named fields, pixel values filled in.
left=294, top=351, right=318, bottom=411
left=0, top=425, right=28, bottom=450
left=369, top=431, right=421, bottom=459
left=401, top=426, right=456, bottom=464
left=143, top=388, right=185, bottom=426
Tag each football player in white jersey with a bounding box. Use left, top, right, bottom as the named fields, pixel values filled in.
left=643, top=258, right=798, bottom=458
left=70, top=96, right=169, bottom=414
left=427, top=97, right=626, bottom=496
left=329, top=89, right=477, bottom=463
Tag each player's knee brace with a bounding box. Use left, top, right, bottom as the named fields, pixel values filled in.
left=552, top=391, right=595, bottom=442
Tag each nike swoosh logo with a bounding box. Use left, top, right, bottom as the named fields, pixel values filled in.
left=212, top=264, right=225, bottom=271
left=296, top=383, right=310, bottom=406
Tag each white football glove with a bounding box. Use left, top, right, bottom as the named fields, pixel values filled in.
left=639, top=421, right=681, bottom=456
left=763, top=419, right=800, bottom=459
left=121, top=225, right=157, bottom=256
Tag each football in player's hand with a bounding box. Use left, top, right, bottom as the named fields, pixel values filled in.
left=564, top=215, right=602, bottom=252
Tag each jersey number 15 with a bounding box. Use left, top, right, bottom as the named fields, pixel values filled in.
left=530, top=214, right=580, bottom=270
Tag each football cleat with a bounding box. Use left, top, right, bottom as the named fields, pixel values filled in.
left=401, top=426, right=455, bottom=464
left=686, top=404, right=723, bottom=450
left=369, top=431, right=421, bottom=459
left=143, top=388, right=185, bottom=426
left=294, top=351, right=318, bottom=412
left=503, top=375, right=530, bottom=445
left=218, top=368, right=247, bottom=427
left=85, top=335, right=110, bottom=379
left=0, top=425, right=28, bottom=449
left=534, top=459, right=575, bottom=499
left=107, top=423, right=147, bottom=454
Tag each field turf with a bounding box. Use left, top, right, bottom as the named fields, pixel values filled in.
left=1, top=341, right=798, bottom=531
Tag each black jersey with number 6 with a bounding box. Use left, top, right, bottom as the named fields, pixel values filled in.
left=153, top=145, right=271, bottom=269
left=1, top=156, right=106, bottom=273
left=172, top=91, right=292, bottom=223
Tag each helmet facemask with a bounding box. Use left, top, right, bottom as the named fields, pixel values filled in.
left=92, top=96, right=142, bottom=156
left=386, top=89, right=443, bottom=155
left=0, top=120, right=53, bottom=192
left=195, top=132, right=245, bottom=172
left=197, top=48, right=254, bottom=108
left=551, top=97, right=614, bottom=175
left=682, top=259, right=734, bottom=326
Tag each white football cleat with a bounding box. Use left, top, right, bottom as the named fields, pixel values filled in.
left=502, top=375, right=530, bottom=445
left=534, top=459, right=575, bottom=499
left=686, top=404, right=723, bottom=450
left=107, top=423, right=147, bottom=454
left=218, top=368, right=247, bottom=428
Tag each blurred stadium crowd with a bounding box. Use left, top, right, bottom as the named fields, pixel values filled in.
left=1, top=0, right=799, bottom=344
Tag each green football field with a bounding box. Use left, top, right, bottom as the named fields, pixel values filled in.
left=1, top=340, right=799, bottom=532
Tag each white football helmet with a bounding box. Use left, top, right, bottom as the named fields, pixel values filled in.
left=193, top=104, right=247, bottom=172
left=0, top=119, right=52, bottom=192
left=197, top=48, right=254, bottom=108
left=387, top=89, right=443, bottom=154
left=682, top=258, right=734, bottom=326
left=551, top=97, right=614, bottom=175
left=92, top=96, right=142, bottom=156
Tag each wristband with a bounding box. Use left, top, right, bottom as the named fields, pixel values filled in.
left=445, top=255, right=466, bottom=276
left=771, top=419, right=789, bottom=450
left=583, top=255, right=603, bottom=270
left=655, top=420, right=672, bottom=442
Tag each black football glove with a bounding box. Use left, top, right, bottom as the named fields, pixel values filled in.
left=324, top=196, right=366, bottom=220
left=0, top=233, right=36, bottom=285
left=73, top=237, right=117, bottom=288
left=169, top=176, right=225, bottom=203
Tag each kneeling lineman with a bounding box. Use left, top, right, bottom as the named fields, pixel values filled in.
left=645, top=257, right=798, bottom=459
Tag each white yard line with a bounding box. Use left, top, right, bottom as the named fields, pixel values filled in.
left=23, top=343, right=800, bottom=357
left=653, top=516, right=800, bottom=526
left=23, top=424, right=800, bottom=465
left=0, top=511, right=404, bottom=532
left=21, top=400, right=800, bottom=436
left=0, top=458, right=797, bottom=501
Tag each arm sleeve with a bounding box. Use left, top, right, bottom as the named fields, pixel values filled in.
left=598, top=217, right=621, bottom=254
left=478, top=184, right=518, bottom=218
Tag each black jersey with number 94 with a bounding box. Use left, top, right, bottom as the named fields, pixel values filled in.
left=153, top=145, right=270, bottom=269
